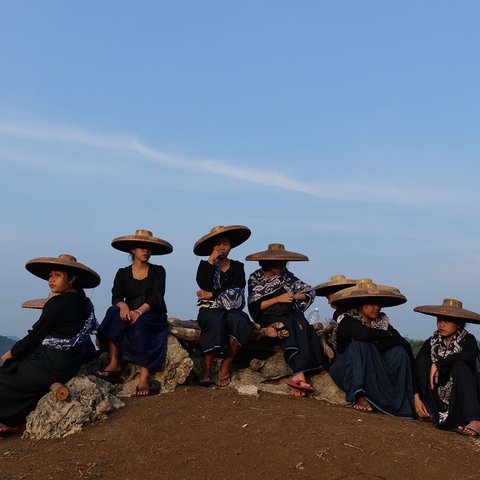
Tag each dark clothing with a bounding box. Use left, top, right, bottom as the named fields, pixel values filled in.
left=112, top=264, right=167, bottom=313
left=330, top=313, right=414, bottom=417
left=197, top=308, right=252, bottom=352
left=196, top=260, right=246, bottom=296
left=415, top=334, right=480, bottom=430
left=196, top=260, right=252, bottom=353
left=99, top=263, right=169, bottom=370
left=0, top=293, right=92, bottom=426
left=249, top=292, right=324, bottom=376
left=330, top=341, right=414, bottom=417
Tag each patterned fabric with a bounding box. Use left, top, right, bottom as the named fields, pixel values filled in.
left=198, top=261, right=245, bottom=310
left=429, top=328, right=468, bottom=423
left=42, top=300, right=98, bottom=350
left=247, top=268, right=314, bottom=313
left=337, top=308, right=390, bottom=330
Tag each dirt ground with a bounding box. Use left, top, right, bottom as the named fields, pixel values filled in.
left=1, top=385, right=480, bottom=480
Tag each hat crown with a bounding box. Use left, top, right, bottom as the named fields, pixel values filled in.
left=268, top=243, right=286, bottom=252
left=442, top=298, right=463, bottom=309
left=134, top=229, right=153, bottom=237
left=210, top=226, right=225, bottom=234
left=356, top=279, right=377, bottom=292
left=58, top=254, right=77, bottom=262
left=330, top=274, right=347, bottom=282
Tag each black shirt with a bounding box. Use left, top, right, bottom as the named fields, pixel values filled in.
left=196, top=260, right=246, bottom=297
left=11, top=292, right=91, bottom=358
left=111, top=264, right=167, bottom=314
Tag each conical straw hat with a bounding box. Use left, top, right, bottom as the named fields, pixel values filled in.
left=414, top=298, right=480, bottom=324
left=111, top=229, right=173, bottom=255
left=193, top=225, right=251, bottom=256
left=245, top=243, right=308, bottom=262
left=314, top=275, right=357, bottom=297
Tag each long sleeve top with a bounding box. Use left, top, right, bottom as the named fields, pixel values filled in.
left=196, top=260, right=246, bottom=296
left=111, top=264, right=167, bottom=314
left=11, top=292, right=91, bottom=358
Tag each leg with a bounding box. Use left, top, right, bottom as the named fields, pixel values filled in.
left=96, top=340, right=121, bottom=379
left=216, top=337, right=238, bottom=387
left=199, top=352, right=215, bottom=386
left=133, top=366, right=151, bottom=396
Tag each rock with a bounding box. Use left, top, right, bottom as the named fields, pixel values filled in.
left=257, top=352, right=290, bottom=380
left=310, top=371, right=348, bottom=405
left=24, top=375, right=125, bottom=440
left=115, top=335, right=193, bottom=396
left=258, top=379, right=291, bottom=396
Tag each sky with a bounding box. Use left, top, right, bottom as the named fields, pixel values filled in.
left=1, top=1, right=479, bottom=341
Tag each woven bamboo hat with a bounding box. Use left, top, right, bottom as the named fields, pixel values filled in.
left=414, top=298, right=480, bottom=324
left=245, top=243, right=309, bottom=262
left=22, top=293, right=57, bottom=309
left=314, top=275, right=357, bottom=297
left=111, top=229, right=173, bottom=255
left=25, top=254, right=101, bottom=289
left=330, top=278, right=406, bottom=308
left=193, top=225, right=251, bottom=256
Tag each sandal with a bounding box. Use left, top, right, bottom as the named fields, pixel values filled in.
left=94, top=370, right=122, bottom=383
left=0, top=424, right=25, bottom=438
left=285, top=380, right=315, bottom=394
left=456, top=426, right=480, bottom=437
left=199, top=375, right=213, bottom=387
left=215, top=373, right=231, bottom=387
left=132, top=380, right=161, bottom=397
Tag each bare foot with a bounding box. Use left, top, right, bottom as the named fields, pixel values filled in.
left=215, top=372, right=231, bottom=387
left=353, top=397, right=373, bottom=412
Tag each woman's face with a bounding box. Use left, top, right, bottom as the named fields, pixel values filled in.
left=48, top=270, right=74, bottom=293
left=436, top=316, right=461, bottom=339
left=264, top=261, right=287, bottom=276
left=131, top=247, right=152, bottom=263
left=213, top=237, right=231, bottom=260
left=359, top=304, right=381, bottom=322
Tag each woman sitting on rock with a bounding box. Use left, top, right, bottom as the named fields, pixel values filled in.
left=246, top=243, right=323, bottom=397
left=97, top=229, right=172, bottom=396
left=413, top=299, right=480, bottom=436
left=329, top=279, right=414, bottom=417
left=194, top=225, right=253, bottom=387
left=0, top=254, right=100, bottom=437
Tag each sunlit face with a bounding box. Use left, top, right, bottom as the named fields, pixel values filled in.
left=359, top=304, right=381, bottom=322
left=213, top=237, right=231, bottom=259
left=436, top=316, right=461, bottom=339
left=131, top=247, right=152, bottom=263
left=48, top=270, right=74, bottom=293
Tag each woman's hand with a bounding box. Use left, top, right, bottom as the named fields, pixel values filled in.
left=117, top=302, right=130, bottom=322
left=208, top=247, right=222, bottom=264
left=293, top=293, right=306, bottom=301
left=414, top=393, right=431, bottom=419
left=1, top=350, right=12, bottom=364
left=430, top=363, right=439, bottom=390
left=129, top=309, right=142, bottom=325
left=277, top=292, right=294, bottom=303
left=197, top=289, right=213, bottom=300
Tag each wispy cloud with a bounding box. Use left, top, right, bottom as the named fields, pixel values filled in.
left=0, top=118, right=438, bottom=205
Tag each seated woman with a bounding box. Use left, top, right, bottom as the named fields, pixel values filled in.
left=413, top=298, right=480, bottom=436
left=97, top=229, right=172, bottom=396
left=0, top=254, right=100, bottom=437
left=329, top=279, right=414, bottom=417
left=246, top=243, right=323, bottom=397
left=194, top=225, right=253, bottom=387
left=314, top=275, right=357, bottom=322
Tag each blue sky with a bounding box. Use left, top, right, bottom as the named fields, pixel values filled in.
left=1, top=1, right=479, bottom=340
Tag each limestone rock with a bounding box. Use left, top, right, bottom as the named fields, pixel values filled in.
left=114, top=335, right=193, bottom=397
left=256, top=352, right=290, bottom=380
left=24, top=375, right=125, bottom=440
left=310, top=371, right=348, bottom=405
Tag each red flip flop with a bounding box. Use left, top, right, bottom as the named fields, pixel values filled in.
left=285, top=380, right=315, bottom=393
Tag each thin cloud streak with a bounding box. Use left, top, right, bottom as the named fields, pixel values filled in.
left=0, top=119, right=436, bottom=205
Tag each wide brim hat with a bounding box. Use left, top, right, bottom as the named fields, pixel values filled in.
left=22, top=293, right=57, bottom=309
left=330, top=279, right=406, bottom=308
left=25, top=254, right=101, bottom=289
left=314, top=275, right=357, bottom=297
left=414, top=298, right=480, bottom=324
left=245, top=243, right=309, bottom=262
left=111, top=229, right=173, bottom=255
left=193, top=225, right=251, bottom=256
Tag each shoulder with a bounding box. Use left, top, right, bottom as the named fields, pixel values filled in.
left=230, top=260, right=245, bottom=269
left=248, top=269, right=263, bottom=281
left=149, top=264, right=166, bottom=275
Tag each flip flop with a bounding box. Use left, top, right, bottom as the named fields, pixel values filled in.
left=215, top=373, right=231, bottom=387
left=285, top=380, right=315, bottom=393
left=0, top=424, right=25, bottom=438
left=94, top=370, right=122, bottom=384
left=199, top=376, right=213, bottom=387
left=456, top=426, right=480, bottom=437
left=132, top=380, right=161, bottom=397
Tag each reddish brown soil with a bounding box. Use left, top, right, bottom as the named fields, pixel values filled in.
left=1, top=386, right=479, bottom=480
